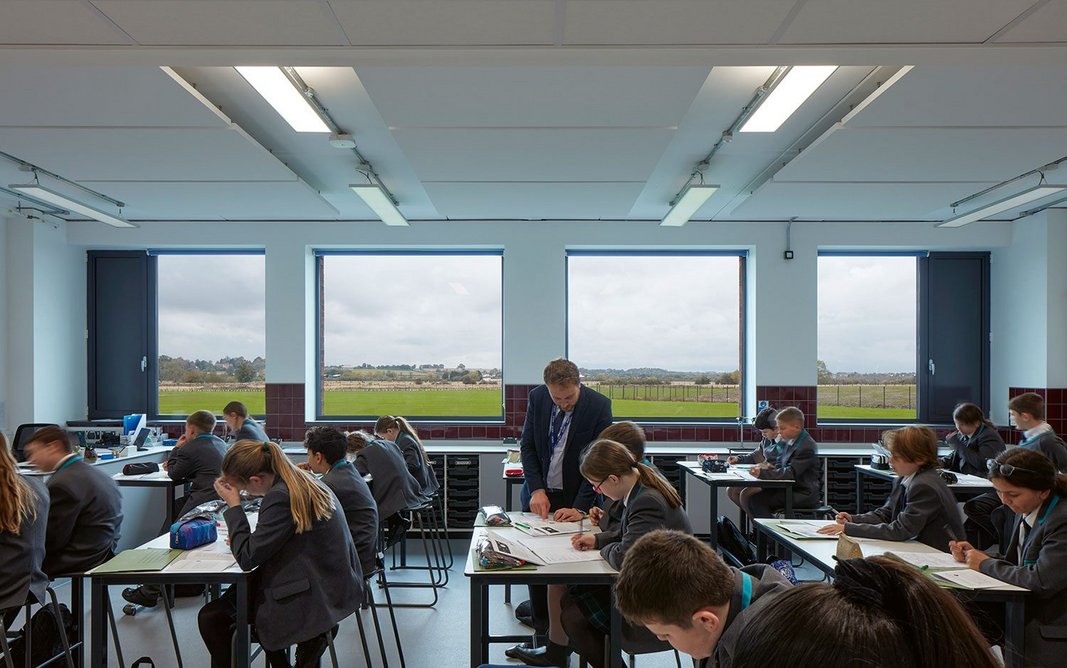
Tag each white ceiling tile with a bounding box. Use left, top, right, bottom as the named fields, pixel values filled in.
left=423, top=182, right=644, bottom=219
left=779, top=0, right=1037, bottom=44
left=993, top=0, right=1067, bottom=42
left=0, top=1, right=131, bottom=45
left=731, top=181, right=999, bottom=220
left=328, top=0, right=556, bottom=46
left=92, top=0, right=347, bottom=46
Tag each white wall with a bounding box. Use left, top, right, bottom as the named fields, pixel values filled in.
left=1045, top=209, right=1067, bottom=388
left=0, top=216, right=8, bottom=436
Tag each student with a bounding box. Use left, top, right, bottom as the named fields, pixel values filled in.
left=514, top=439, right=692, bottom=668
left=587, top=421, right=650, bottom=542
left=304, top=427, right=379, bottom=577
left=347, top=430, right=424, bottom=545
left=745, top=407, right=819, bottom=518
left=950, top=448, right=1067, bottom=667
left=222, top=401, right=269, bottom=442
left=941, top=402, right=1006, bottom=476
left=726, top=407, right=779, bottom=514
left=612, top=530, right=790, bottom=668
left=375, top=415, right=439, bottom=496
left=817, top=425, right=964, bottom=551
left=23, top=426, right=122, bottom=577
left=730, top=557, right=998, bottom=668
left=198, top=440, right=363, bottom=668
left=1, top=435, right=49, bottom=629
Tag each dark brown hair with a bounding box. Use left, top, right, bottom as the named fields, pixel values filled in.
left=599, top=422, right=646, bottom=461
left=187, top=409, right=216, bottom=434
left=543, top=358, right=580, bottom=386
left=951, top=402, right=995, bottom=429
left=753, top=406, right=778, bottom=431
left=580, top=439, right=681, bottom=508
left=1008, top=392, right=1045, bottom=420
left=346, top=430, right=373, bottom=453
left=882, top=425, right=940, bottom=469
left=988, top=448, right=1067, bottom=496
left=27, top=426, right=75, bottom=454
left=222, top=401, right=249, bottom=418
left=613, top=530, right=734, bottom=627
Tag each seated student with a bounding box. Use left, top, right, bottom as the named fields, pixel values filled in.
left=304, top=427, right=379, bottom=577
left=1, top=435, right=50, bottom=630
left=964, top=392, right=1067, bottom=549
left=817, top=425, right=964, bottom=551
left=942, top=402, right=1006, bottom=476
left=375, top=415, right=439, bottom=496
left=124, top=409, right=228, bottom=607
left=950, top=448, right=1067, bottom=668
left=730, top=557, right=999, bottom=668
left=745, top=407, right=819, bottom=518
left=23, top=426, right=123, bottom=576
left=198, top=440, right=363, bottom=668
left=726, top=407, right=780, bottom=514
left=513, top=439, right=692, bottom=668
left=222, top=401, right=269, bottom=442
left=347, top=431, right=424, bottom=544
left=613, top=530, right=791, bottom=668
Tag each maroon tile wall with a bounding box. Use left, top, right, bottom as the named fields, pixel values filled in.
left=1008, top=386, right=1066, bottom=442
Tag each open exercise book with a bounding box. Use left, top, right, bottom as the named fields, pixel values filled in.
left=509, top=512, right=585, bottom=537
left=882, top=550, right=1022, bottom=590
left=483, top=527, right=603, bottom=566
left=774, top=520, right=838, bottom=539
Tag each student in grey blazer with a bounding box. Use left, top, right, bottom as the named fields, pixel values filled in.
left=23, top=426, right=122, bottom=577
left=166, top=409, right=228, bottom=517
left=819, top=426, right=963, bottom=551
left=951, top=448, right=1067, bottom=668
left=223, top=400, right=269, bottom=442
left=747, top=407, right=820, bottom=518
left=941, top=403, right=1006, bottom=477
left=376, top=415, right=440, bottom=496
left=348, top=431, right=424, bottom=519
left=1, top=441, right=50, bottom=627
left=304, top=427, right=379, bottom=576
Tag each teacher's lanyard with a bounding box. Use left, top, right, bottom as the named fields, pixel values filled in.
left=1021, top=495, right=1061, bottom=566
left=550, top=409, right=573, bottom=455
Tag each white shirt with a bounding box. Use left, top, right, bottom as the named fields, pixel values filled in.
left=900, top=472, right=916, bottom=488
left=1023, top=422, right=1054, bottom=442
left=545, top=406, right=573, bottom=491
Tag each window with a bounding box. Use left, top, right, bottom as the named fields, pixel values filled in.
left=317, top=252, right=503, bottom=420
left=817, top=255, right=917, bottom=421
left=155, top=253, right=266, bottom=417
left=567, top=253, right=744, bottom=421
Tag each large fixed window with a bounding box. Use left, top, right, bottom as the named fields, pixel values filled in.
left=567, top=253, right=744, bottom=421
left=317, top=252, right=503, bottom=420
left=155, top=252, right=266, bottom=417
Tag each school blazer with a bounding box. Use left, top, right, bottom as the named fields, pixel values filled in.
left=595, top=462, right=662, bottom=544
left=734, top=437, right=780, bottom=466
left=942, top=425, right=1006, bottom=477
left=757, top=431, right=820, bottom=500
left=167, top=433, right=227, bottom=517
left=845, top=467, right=964, bottom=551
left=519, top=384, right=612, bottom=512
left=1021, top=431, right=1067, bottom=472
left=595, top=483, right=692, bottom=571
left=396, top=432, right=440, bottom=497
left=708, top=564, right=794, bottom=668
left=0, top=476, right=49, bottom=611
left=321, top=461, right=379, bottom=576
left=222, top=479, right=363, bottom=651
left=43, top=459, right=123, bottom=576
left=981, top=495, right=1067, bottom=668
left=353, top=439, right=425, bottom=519
left=232, top=418, right=269, bottom=443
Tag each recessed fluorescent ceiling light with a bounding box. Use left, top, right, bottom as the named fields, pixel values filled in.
left=9, top=184, right=135, bottom=228
left=350, top=184, right=409, bottom=227
left=938, top=185, right=1066, bottom=228
left=660, top=185, right=719, bottom=227
left=740, top=66, right=838, bottom=133
left=235, top=66, right=330, bottom=133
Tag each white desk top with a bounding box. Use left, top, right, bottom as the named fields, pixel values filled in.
left=464, top=527, right=617, bottom=579
left=678, top=460, right=794, bottom=485
left=19, top=446, right=172, bottom=477
left=854, top=464, right=994, bottom=489
left=111, top=469, right=174, bottom=484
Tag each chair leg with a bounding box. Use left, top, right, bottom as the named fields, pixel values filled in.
left=161, top=586, right=183, bottom=668
left=104, top=591, right=126, bottom=668
left=0, top=615, right=15, bottom=668
left=325, top=628, right=339, bottom=668
left=353, top=607, right=378, bottom=667
left=44, top=587, right=76, bottom=668
left=376, top=570, right=406, bottom=668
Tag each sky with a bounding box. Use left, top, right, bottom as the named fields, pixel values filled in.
left=156, top=253, right=916, bottom=375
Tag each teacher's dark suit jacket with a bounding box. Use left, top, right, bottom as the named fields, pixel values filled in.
left=982, top=494, right=1067, bottom=668
left=44, top=458, right=123, bottom=576
left=520, top=384, right=612, bottom=513
left=223, top=479, right=362, bottom=651
left=353, top=438, right=424, bottom=519
left=0, top=476, right=49, bottom=611
left=322, top=461, right=379, bottom=576
left=167, top=433, right=228, bottom=517
left=845, top=466, right=964, bottom=551
left=232, top=418, right=269, bottom=443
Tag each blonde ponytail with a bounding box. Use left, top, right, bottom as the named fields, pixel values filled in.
left=1, top=436, right=39, bottom=533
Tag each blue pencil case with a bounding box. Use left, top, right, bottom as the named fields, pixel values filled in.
left=170, top=517, right=218, bottom=550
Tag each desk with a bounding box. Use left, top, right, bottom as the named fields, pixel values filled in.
left=679, top=462, right=794, bottom=550
left=112, top=470, right=181, bottom=535
left=501, top=471, right=524, bottom=604
left=854, top=464, right=993, bottom=513
left=465, top=527, right=622, bottom=668
left=752, top=518, right=1028, bottom=668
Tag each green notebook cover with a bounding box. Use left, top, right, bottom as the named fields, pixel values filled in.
left=93, top=548, right=182, bottom=573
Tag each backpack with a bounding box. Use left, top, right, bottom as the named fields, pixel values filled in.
left=6, top=603, right=76, bottom=666
left=716, top=516, right=757, bottom=567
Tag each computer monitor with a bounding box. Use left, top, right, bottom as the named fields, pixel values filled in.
left=132, top=426, right=151, bottom=451
left=123, top=414, right=146, bottom=436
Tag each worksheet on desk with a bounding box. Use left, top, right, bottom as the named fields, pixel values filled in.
left=932, top=569, right=1019, bottom=590
left=518, top=534, right=604, bottom=564
left=510, top=512, right=584, bottom=537
left=166, top=551, right=237, bottom=573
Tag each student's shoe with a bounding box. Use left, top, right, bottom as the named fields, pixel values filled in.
left=121, top=586, right=159, bottom=608
left=514, top=599, right=532, bottom=620
left=512, top=641, right=571, bottom=667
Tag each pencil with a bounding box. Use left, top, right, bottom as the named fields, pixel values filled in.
left=580, top=516, right=584, bottom=535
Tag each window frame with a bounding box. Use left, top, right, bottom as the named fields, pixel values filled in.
left=564, top=250, right=748, bottom=424
left=314, top=249, right=506, bottom=423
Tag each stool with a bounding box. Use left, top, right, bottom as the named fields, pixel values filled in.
left=0, top=587, right=77, bottom=668
left=786, top=505, right=836, bottom=520
left=357, top=556, right=405, bottom=668
left=54, top=572, right=126, bottom=668
left=383, top=502, right=449, bottom=608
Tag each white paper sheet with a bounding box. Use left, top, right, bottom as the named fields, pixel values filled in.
left=932, top=569, right=1017, bottom=590
left=775, top=520, right=839, bottom=539
left=885, top=551, right=966, bottom=570
left=510, top=513, right=584, bottom=537
left=519, top=534, right=604, bottom=564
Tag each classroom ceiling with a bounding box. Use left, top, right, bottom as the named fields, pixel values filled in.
left=1, top=0, right=1066, bottom=225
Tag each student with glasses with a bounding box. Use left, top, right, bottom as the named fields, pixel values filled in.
left=950, top=448, right=1067, bottom=667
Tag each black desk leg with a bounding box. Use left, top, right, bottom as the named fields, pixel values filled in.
left=709, top=484, right=719, bottom=550
left=71, top=577, right=85, bottom=668
left=504, top=482, right=513, bottom=604
left=755, top=528, right=767, bottom=562
left=784, top=487, right=794, bottom=519
left=470, top=582, right=488, bottom=668
left=608, top=592, right=623, bottom=668
left=234, top=579, right=249, bottom=667
left=89, top=580, right=106, bottom=668
left=855, top=470, right=864, bottom=515
left=1003, top=599, right=1025, bottom=668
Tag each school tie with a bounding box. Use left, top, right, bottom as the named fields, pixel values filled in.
left=1018, top=520, right=1030, bottom=564
left=550, top=410, right=566, bottom=453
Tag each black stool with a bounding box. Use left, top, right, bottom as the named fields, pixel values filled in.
left=383, top=502, right=449, bottom=607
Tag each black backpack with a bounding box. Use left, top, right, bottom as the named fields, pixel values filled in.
left=716, top=516, right=757, bottom=567
left=6, top=602, right=76, bottom=666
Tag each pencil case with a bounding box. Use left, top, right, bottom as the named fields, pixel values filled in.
left=170, top=517, right=218, bottom=550
left=122, top=462, right=160, bottom=475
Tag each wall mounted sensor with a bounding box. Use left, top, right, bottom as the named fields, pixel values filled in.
left=329, top=133, right=356, bottom=149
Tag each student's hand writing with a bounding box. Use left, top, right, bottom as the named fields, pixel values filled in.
left=213, top=477, right=241, bottom=507
left=530, top=489, right=551, bottom=520
left=965, top=547, right=989, bottom=570
left=554, top=508, right=584, bottom=522
left=834, top=511, right=852, bottom=524
left=161, top=460, right=169, bottom=471
left=726, top=456, right=739, bottom=465
left=817, top=523, right=845, bottom=536
left=571, top=534, right=597, bottom=551
left=588, top=506, right=604, bottom=527
left=749, top=466, right=762, bottom=478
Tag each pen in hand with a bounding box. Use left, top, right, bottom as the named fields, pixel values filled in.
left=580, top=515, right=584, bottom=536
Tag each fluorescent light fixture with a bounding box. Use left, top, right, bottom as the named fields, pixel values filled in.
left=938, top=184, right=1066, bottom=228
left=235, top=66, right=330, bottom=133
left=350, top=184, right=409, bottom=226
left=9, top=184, right=135, bottom=228
left=740, top=66, right=838, bottom=133
left=660, top=185, right=719, bottom=227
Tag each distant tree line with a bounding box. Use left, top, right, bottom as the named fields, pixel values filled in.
left=817, top=360, right=915, bottom=385
left=159, top=355, right=265, bottom=383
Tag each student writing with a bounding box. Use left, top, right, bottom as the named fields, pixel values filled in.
left=726, top=407, right=780, bottom=516
left=375, top=415, right=439, bottom=496
left=223, top=400, right=269, bottom=442
left=942, top=402, right=1006, bottom=476
left=746, top=407, right=819, bottom=517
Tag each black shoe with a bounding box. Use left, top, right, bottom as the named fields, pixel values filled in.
left=512, top=641, right=571, bottom=667
left=515, top=599, right=532, bottom=619
left=518, top=613, right=548, bottom=633
left=121, top=586, right=159, bottom=608
left=505, top=643, right=534, bottom=659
